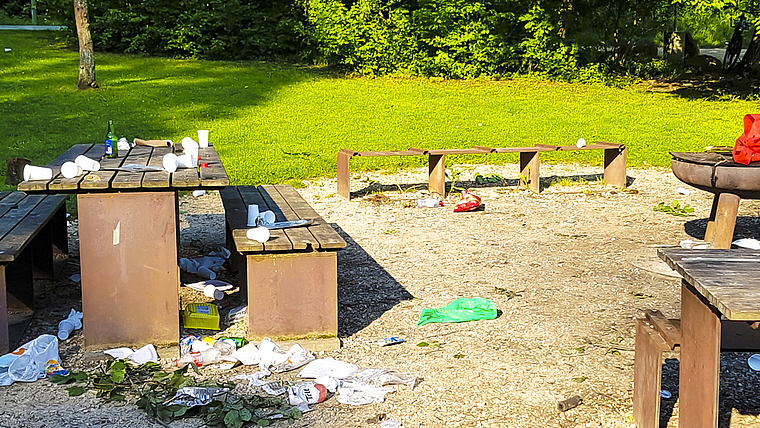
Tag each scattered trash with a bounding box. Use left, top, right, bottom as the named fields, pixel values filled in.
left=416, top=198, right=443, bottom=208
left=57, top=308, right=83, bottom=340
left=733, top=238, right=760, bottom=250
left=226, top=305, right=247, bottom=324
left=69, top=273, right=81, bottom=282
left=749, top=354, right=760, bottom=371
left=184, top=279, right=234, bottom=301
left=104, top=344, right=159, bottom=365
left=679, top=239, right=711, bottom=249
left=0, top=334, right=60, bottom=386
left=660, top=390, right=672, bottom=399
left=374, top=337, right=405, bottom=347
left=557, top=395, right=582, bottom=411
left=179, top=248, right=230, bottom=278
left=298, top=357, right=358, bottom=379
left=676, top=187, right=691, bottom=196
left=117, top=137, right=131, bottom=151
left=233, top=368, right=271, bottom=386
left=4, top=48, right=10, bottom=52
left=337, top=383, right=395, bottom=405
left=287, top=381, right=328, bottom=405
left=262, top=380, right=289, bottom=396
left=175, top=348, right=223, bottom=367
left=192, top=190, right=206, bottom=197
left=183, top=302, right=220, bottom=330
left=453, top=190, right=482, bottom=212
left=576, top=138, right=586, bottom=148
left=228, top=338, right=315, bottom=373
left=247, top=226, right=270, bottom=243
left=416, top=297, right=498, bottom=326
left=166, top=386, right=229, bottom=408
left=380, top=421, right=404, bottom=428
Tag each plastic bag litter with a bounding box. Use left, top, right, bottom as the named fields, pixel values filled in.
left=0, top=334, right=60, bottom=386
left=337, top=383, right=395, bottom=405
left=229, top=338, right=315, bottom=373
left=166, top=386, right=229, bottom=408
left=453, top=190, right=482, bottom=212
left=232, top=368, right=271, bottom=386
left=298, top=358, right=358, bottom=379
left=340, top=368, right=419, bottom=390
left=104, top=344, right=159, bottom=365
left=226, top=305, right=247, bottom=325
left=287, top=381, right=327, bottom=406
left=416, top=297, right=497, bottom=326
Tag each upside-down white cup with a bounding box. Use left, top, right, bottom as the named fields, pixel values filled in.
left=74, top=155, right=100, bottom=171
left=176, top=153, right=196, bottom=168
left=247, top=226, right=270, bottom=243
left=259, top=210, right=276, bottom=226
left=57, top=319, right=75, bottom=340
left=60, top=161, right=84, bottom=179
left=203, top=284, right=224, bottom=300
left=576, top=138, right=587, bottom=148
left=197, top=130, right=209, bottom=148
left=23, top=165, right=53, bottom=181
left=181, top=137, right=199, bottom=161
left=163, top=153, right=179, bottom=173
left=247, top=205, right=260, bottom=227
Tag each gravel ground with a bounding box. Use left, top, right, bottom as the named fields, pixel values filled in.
left=2, top=162, right=760, bottom=428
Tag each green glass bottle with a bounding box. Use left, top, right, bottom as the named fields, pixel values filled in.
left=105, top=120, right=117, bottom=158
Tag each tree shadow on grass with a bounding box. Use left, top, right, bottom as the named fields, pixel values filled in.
left=331, top=224, right=414, bottom=338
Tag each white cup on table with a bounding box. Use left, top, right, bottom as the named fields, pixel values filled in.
left=176, top=153, right=196, bottom=168
left=247, top=226, right=270, bottom=243
left=163, top=153, right=179, bottom=173
left=258, top=210, right=276, bottom=226
left=247, top=205, right=260, bottom=227
left=197, top=130, right=209, bottom=148
left=23, top=165, right=53, bottom=181
left=60, top=161, right=84, bottom=179
left=74, top=155, right=100, bottom=171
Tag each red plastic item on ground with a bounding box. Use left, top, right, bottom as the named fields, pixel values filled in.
left=732, top=114, right=760, bottom=165
left=453, top=190, right=482, bottom=212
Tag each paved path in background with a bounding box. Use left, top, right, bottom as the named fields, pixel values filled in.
left=0, top=25, right=66, bottom=30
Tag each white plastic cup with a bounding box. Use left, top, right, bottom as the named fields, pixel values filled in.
left=576, top=138, right=587, bottom=148
left=163, top=153, right=179, bottom=173
left=181, top=137, right=199, bottom=159
left=246, top=226, right=270, bottom=243
left=74, top=155, right=100, bottom=171
left=23, top=165, right=53, bottom=181
left=197, top=266, right=216, bottom=280
left=258, top=210, right=276, bottom=226
left=60, top=161, right=83, bottom=179
left=247, top=205, right=260, bottom=227
left=749, top=354, right=760, bottom=371
left=197, top=130, right=209, bottom=148
left=57, top=319, right=75, bottom=340
left=176, top=153, right=196, bottom=168
left=203, top=284, right=224, bottom=300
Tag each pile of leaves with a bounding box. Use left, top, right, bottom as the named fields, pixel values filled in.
left=49, top=360, right=302, bottom=427
left=653, top=200, right=695, bottom=217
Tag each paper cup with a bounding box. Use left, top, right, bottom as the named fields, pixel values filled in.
left=23, top=165, right=53, bottom=181
left=197, top=266, right=216, bottom=280
left=247, top=226, right=270, bottom=243
left=57, top=319, right=75, bottom=340
left=749, top=354, right=760, bottom=371
left=576, top=138, right=587, bottom=148
left=203, top=284, right=224, bottom=300
left=259, top=210, right=276, bottom=226
left=197, top=130, right=209, bottom=148
left=75, top=155, right=100, bottom=171
left=247, top=205, right=260, bottom=227
left=163, top=153, right=179, bottom=173
left=176, top=153, right=196, bottom=168
left=60, top=161, right=83, bottom=179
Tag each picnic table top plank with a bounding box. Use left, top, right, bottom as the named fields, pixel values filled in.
left=0, top=194, right=44, bottom=262
left=259, top=185, right=317, bottom=250
left=0, top=194, right=67, bottom=263
left=17, top=144, right=91, bottom=192
left=199, top=144, right=229, bottom=187
left=658, top=248, right=760, bottom=320
left=46, top=144, right=93, bottom=191
left=0, top=192, right=28, bottom=218
left=142, top=146, right=172, bottom=188
left=112, top=145, right=152, bottom=189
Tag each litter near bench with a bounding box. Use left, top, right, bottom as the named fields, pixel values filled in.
left=228, top=338, right=315, bottom=373
left=226, top=305, right=247, bottom=324
left=179, top=248, right=230, bottom=279
left=0, top=334, right=61, bottom=386
left=660, top=390, right=672, bottom=399
left=167, top=386, right=229, bottom=408
left=749, top=354, right=760, bottom=371
left=265, top=219, right=314, bottom=229
left=192, top=190, right=206, bottom=197
left=416, top=198, right=443, bottom=208
left=733, top=238, right=760, bottom=250
left=104, top=344, right=159, bottom=365
left=374, top=337, right=405, bottom=347
left=557, top=395, right=582, bottom=411
left=288, top=381, right=328, bottom=405
left=453, top=190, right=482, bottom=212
left=57, top=308, right=83, bottom=340
left=416, top=297, right=498, bottom=326
left=576, top=138, right=587, bottom=148
left=298, top=357, right=358, bottom=379
left=246, top=226, right=270, bottom=243
left=184, top=279, right=234, bottom=301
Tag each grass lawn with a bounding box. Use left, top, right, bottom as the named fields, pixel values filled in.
left=0, top=30, right=754, bottom=190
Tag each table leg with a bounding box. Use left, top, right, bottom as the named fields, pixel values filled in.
left=336, top=151, right=351, bottom=200
left=0, top=266, right=7, bottom=354
left=77, top=191, right=180, bottom=350
left=603, top=145, right=627, bottom=188
left=705, top=193, right=740, bottom=249
left=679, top=281, right=721, bottom=428
left=519, top=151, right=540, bottom=193
left=428, top=154, right=446, bottom=197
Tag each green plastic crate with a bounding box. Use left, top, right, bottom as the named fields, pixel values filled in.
left=183, top=303, right=220, bottom=330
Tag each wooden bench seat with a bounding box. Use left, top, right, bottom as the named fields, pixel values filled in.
left=219, top=184, right=346, bottom=349
left=633, top=309, right=760, bottom=428
left=336, top=142, right=627, bottom=199
left=0, top=191, right=68, bottom=353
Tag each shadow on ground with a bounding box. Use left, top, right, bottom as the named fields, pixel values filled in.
left=684, top=216, right=760, bottom=241
left=331, top=225, right=414, bottom=337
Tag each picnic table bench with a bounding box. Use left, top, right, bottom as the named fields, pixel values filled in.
left=337, top=142, right=627, bottom=199
left=220, top=184, right=346, bottom=349
left=0, top=191, right=68, bottom=353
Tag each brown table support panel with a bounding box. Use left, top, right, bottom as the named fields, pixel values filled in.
left=633, top=318, right=672, bottom=428
left=77, top=191, right=180, bottom=350
left=603, top=144, right=627, bottom=188
left=679, top=282, right=721, bottom=428
left=0, top=266, right=6, bottom=353
left=244, top=251, right=338, bottom=340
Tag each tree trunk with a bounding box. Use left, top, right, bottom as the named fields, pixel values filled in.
left=74, top=0, right=99, bottom=90
left=740, top=31, right=760, bottom=74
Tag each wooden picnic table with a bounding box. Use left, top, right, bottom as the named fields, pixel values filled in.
left=658, top=248, right=760, bottom=428
left=17, top=143, right=228, bottom=351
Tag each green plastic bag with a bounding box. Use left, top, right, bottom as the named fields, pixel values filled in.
left=416, top=298, right=498, bottom=327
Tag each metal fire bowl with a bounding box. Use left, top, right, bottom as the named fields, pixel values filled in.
left=671, top=152, right=760, bottom=200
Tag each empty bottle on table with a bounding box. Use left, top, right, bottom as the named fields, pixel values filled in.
left=105, top=120, right=118, bottom=158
